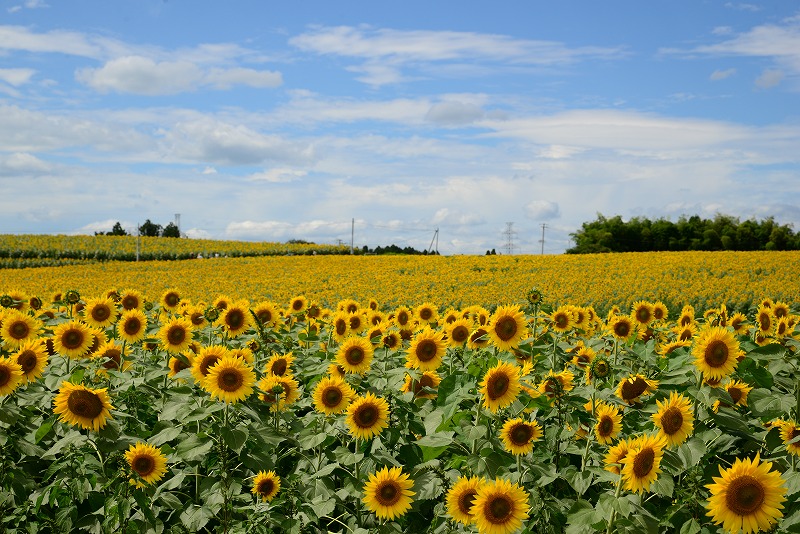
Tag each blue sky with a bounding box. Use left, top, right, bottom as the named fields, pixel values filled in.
left=1, top=1, right=799, bottom=254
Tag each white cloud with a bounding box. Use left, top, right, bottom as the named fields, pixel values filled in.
left=224, top=219, right=354, bottom=241
left=425, top=101, right=484, bottom=126
left=0, top=25, right=106, bottom=58
left=524, top=200, right=560, bottom=220
left=201, top=166, right=217, bottom=175
left=710, top=68, right=736, bottom=80
left=724, top=2, right=760, bottom=12
left=247, top=168, right=307, bottom=182
left=203, top=67, right=282, bottom=90
left=0, top=68, right=35, bottom=86
left=0, top=152, right=51, bottom=175
left=431, top=208, right=484, bottom=226
left=755, top=68, right=784, bottom=88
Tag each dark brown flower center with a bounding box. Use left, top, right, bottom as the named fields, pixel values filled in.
left=470, top=328, right=488, bottom=345
left=704, top=340, right=729, bottom=368
left=226, top=310, right=245, bottom=329
left=759, top=314, right=771, bottom=332
left=419, top=308, right=433, bottom=321
left=133, top=455, right=155, bottom=476
left=124, top=318, right=142, bottom=335
left=554, top=313, right=569, bottom=329
left=636, top=307, right=651, bottom=323
left=397, top=311, right=409, bottom=326
left=450, top=325, right=469, bottom=343
left=292, top=299, right=304, bottom=311
left=102, top=349, right=122, bottom=370
left=121, top=296, right=139, bottom=310
left=485, top=495, right=512, bottom=524
left=510, top=423, right=533, bottom=445
left=594, top=361, right=610, bottom=377
left=167, top=326, right=187, bottom=345
left=258, top=479, right=274, bottom=496
left=376, top=481, right=401, bottom=506
left=346, top=303, right=358, bottom=314
left=679, top=328, right=693, bottom=341
left=219, top=369, right=244, bottom=392
left=354, top=403, right=378, bottom=428
left=728, top=387, right=743, bottom=404
left=257, top=310, right=272, bottom=324
left=345, top=347, right=364, bottom=366
left=190, top=312, right=205, bottom=326
left=620, top=377, right=648, bottom=400
left=171, top=358, right=190, bottom=373
left=632, top=447, right=655, bottom=478
left=458, top=489, right=477, bottom=516
left=0, top=366, right=10, bottom=387
left=487, top=372, right=510, bottom=400
left=415, top=339, right=438, bottom=362
left=17, top=350, right=38, bottom=372
left=322, top=386, right=343, bottom=408
left=67, top=389, right=103, bottom=419
left=660, top=407, right=684, bottom=435
left=348, top=315, right=362, bottom=330
left=597, top=416, right=614, bottom=437
left=653, top=307, right=665, bottom=320
left=495, top=316, right=518, bottom=341
left=335, top=319, right=347, bottom=336
left=725, top=475, right=765, bottom=515
left=91, top=305, right=111, bottom=322
left=62, top=329, right=85, bottom=350
left=9, top=321, right=29, bottom=339
left=199, top=355, right=220, bottom=377
left=271, top=359, right=288, bottom=376
left=614, top=320, right=630, bottom=337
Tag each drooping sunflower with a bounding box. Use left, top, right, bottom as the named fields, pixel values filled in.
left=722, top=379, right=753, bottom=409
left=158, top=316, right=194, bottom=354
left=251, top=470, right=281, bottom=502
left=488, top=305, right=528, bottom=352
left=119, top=289, right=145, bottom=311
left=692, top=326, right=743, bottom=381
left=264, top=352, right=295, bottom=377
left=468, top=326, right=491, bottom=350
left=652, top=392, right=694, bottom=447
left=594, top=403, right=623, bottom=444
left=470, top=478, right=530, bottom=534
left=216, top=301, right=252, bottom=338
left=117, top=309, right=148, bottom=344
left=480, top=362, right=521, bottom=413
left=538, top=369, right=575, bottom=400
left=620, top=434, right=667, bottom=493
left=780, top=421, right=800, bottom=455
left=401, top=371, right=441, bottom=399
left=0, top=357, right=24, bottom=396
left=252, top=301, right=279, bottom=328
left=445, top=317, right=473, bottom=348
left=658, top=340, right=692, bottom=358
left=446, top=476, right=486, bottom=525
left=500, top=418, right=542, bottom=455
left=13, top=339, right=48, bottom=383
left=312, top=375, right=354, bottom=415
left=346, top=392, right=390, bottom=440
left=1, top=310, right=42, bottom=349
left=362, top=466, right=415, bottom=520
left=615, top=373, right=658, bottom=405
left=81, top=297, right=119, bottom=328
left=335, top=336, right=374, bottom=374
left=406, top=326, right=447, bottom=371
left=608, top=315, right=635, bottom=341
left=258, top=374, right=301, bottom=411
left=125, top=442, right=168, bottom=485
left=604, top=438, right=632, bottom=475
left=191, top=345, right=230, bottom=386
left=706, top=453, right=787, bottom=534
left=204, top=355, right=256, bottom=404
left=52, top=320, right=94, bottom=359
left=549, top=307, right=573, bottom=334
left=52, top=382, right=113, bottom=431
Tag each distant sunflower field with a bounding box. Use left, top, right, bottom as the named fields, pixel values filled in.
left=1, top=249, right=800, bottom=533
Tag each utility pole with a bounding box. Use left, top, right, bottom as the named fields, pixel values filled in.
left=350, top=218, right=354, bottom=255
left=136, top=222, right=140, bottom=262
left=502, top=222, right=516, bottom=255
left=428, top=227, right=439, bottom=254
left=539, top=223, right=547, bottom=255
left=175, top=213, right=181, bottom=236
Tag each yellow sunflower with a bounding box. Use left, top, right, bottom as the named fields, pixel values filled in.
left=406, top=326, right=447, bottom=371
left=415, top=302, right=439, bottom=325
left=125, top=442, right=168, bottom=485
left=401, top=371, right=441, bottom=399
left=445, top=317, right=473, bottom=348
left=95, top=340, right=128, bottom=373
left=500, top=418, right=542, bottom=455
left=488, top=305, right=528, bottom=352
left=191, top=345, right=230, bottom=386
left=119, top=289, right=145, bottom=311
left=630, top=300, right=654, bottom=326
left=468, top=326, right=491, bottom=350
left=538, top=369, right=575, bottom=400
left=756, top=306, right=773, bottom=334
left=780, top=421, right=800, bottom=455
left=446, top=476, right=486, bottom=525
left=13, top=339, right=49, bottom=383
left=330, top=311, right=351, bottom=342
left=204, top=356, right=256, bottom=404
left=251, top=470, right=281, bottom=502
left=52, top=382, right=113, bottom=431
left=362, top=466, right=415, bottom=520
left=382, top=330, right=402, bottom=350
left=549, top=307, right=573, bottom=334
left=1, top=310, right=42, bottom=349
left=692, top=326, right=743, bottom=381
left=615, top=374, right=658, bottom=405
left=729, top=312, right=749, bottom=334
left=338, top=298, right=360, bottom=314
left=0, top=357, right=24, bottom=396
left=288, top=294, right=308, bottom=314
left=52, top=320, right=94, bottom=359
left=480, top=362, right=521, bottom=413
left=117, top=309, right=148, bottom=344
left=264, top=352, right=295, bottom=377
left=392, top=306, right=413, bottom=329
left=620, top=434, right=667, bottom=493
left=168, top=354, right=192, bottom=379
left=652, top=392, right=694, bottom=447
left=608, top=315, right=635, bottom=341
left=158, top=317, right=194, bottom=354
left=252, top=301, right=279, bottom=328
left=81, top=297, right=119, bottom=328
left=604, top=438, right=632, bottom=475
left=345, top=392, right=389, bottom=440
left=706, top=453, right=787, bottom=534
left=216, top=301, right=252, bottom=338
left=336, top=336, right=374, bottom=375
left=652, top=302, right=669, bottom=322
left=594, top=403, right=623, bottom=444
left=312, top=375, right=354, bottom=415
left=470, top=478, right=529, bottom=534
left=258, top=374, right=300, bottom=412
left=571, top=346, right=596, bottom=370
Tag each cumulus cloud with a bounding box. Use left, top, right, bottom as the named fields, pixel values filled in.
left=0, top=68, right=35, bottom=86
left=0, top=152, right=52, bottom=175
left=425, top=101, right=484, bottom=126
left=246, top=168, right=307, bottom=183
left=710, top=68, right=736, bottom=80
left=524, top=200, right=560, bottom=220
left=755, top=68, right=784, bottom=88
left=71, top=219, right=136, bottom=236
left=431, top=207, right=485, bottom=226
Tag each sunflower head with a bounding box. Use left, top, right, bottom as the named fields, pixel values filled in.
left=362, top=466, right=415, bottom=520
left=480, top=362, right=521, bottom=413
left=621, top=434, right=667, bottom=493
left=117, top=309, right=148, bottom=344
left=251, top=470, right=281, bottom=502
left=13, top=339, right=48, bottom=383
left=336, top=336, right=374, bottom=375
left=500, top=418, right=542, bottom=455
left=53, top=320, right=94, bottom=359
left=52, top=382, right=114, bottom=431
left=446, top=476, right=486, bottom=525
left=125, top=442, right=168, bottom=485
left=0, top=357, right=24, bottom=396
left=406, top=326, right=446, bottom=371
left=652, top=392, right=694, bottom=447
left=204, top=355, right=256, bottom=404
left=158, top=317, right=194, bottom=354
left=471, top=478, right=530, bottom=534
left=345, top=392, right=390, bottom=440
left=691, top=326, right=743, bottom=381
left=313, top=375, right=354, bottom=415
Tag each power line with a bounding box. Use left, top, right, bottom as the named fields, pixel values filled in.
left=502, top=222, right=516, bottom=255
left=539, top=223, right=548, bottom=255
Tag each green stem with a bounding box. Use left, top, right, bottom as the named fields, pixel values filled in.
left=692, top=371, right=703, bottom=437
left=605, top=474, right=624, bottom=534
left=581, top=393, right=596, bottom=471
left=354, top=438, right=362, bottom=527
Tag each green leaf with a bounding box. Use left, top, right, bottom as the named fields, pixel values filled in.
left=567, top=469, right=593, bottom=496
left=747, top=366, right=774, bottom=388
left=412, top=470, right=443, bottom=500
left=298, top=430, right=327, bottom=450
left=679, top=518, right=701, bottom=534
left=416, top=432, right=453, bottom=462
left=157, top=491, right=183, bottom=510
left=133, top=490, right=157, bottom=525
left=652, top=473, right=674, bottom=497
left=676, top=438, right=706, bottom=469
left=180, top=505, right=213, bottom=531
left=34, top=418, right=55, bottom=443
left=149, top=425, right=182, bottom=446
left=221, top=427, right=248, bottom=454
left=175, top=434, right=214, bottom=462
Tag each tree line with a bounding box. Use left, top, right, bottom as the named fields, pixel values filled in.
left=567, top=214, right=800, bottom=253
left=96, top=220, right=181, bottom=238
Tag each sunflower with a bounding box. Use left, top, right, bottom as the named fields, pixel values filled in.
left=550, top=307, right=573, bottom=333
left=335, top=336, right=374, bottom=374
left=191, top=345, right=230, bottom=386
left=631, top=301, right=655, bottom=326
left=212, top=294, right=232, bottom=311
left=251, top=470, right=281, bottom=502
left=585, top=354, right=611, bottom=384
left=125, top=442, right=168, bottom=485
left=658, top=340, right=692, bottom=357
left=204, top=355, right=256, bottom=404
left=445, top=317, right=473, bottom=348
left=184, top=304, right=207, bottom=328
left=157, top=289, right=180, bottom=312
left=312, top=375, right=354, bottom=415
left=652, top=302, right=669, bottom=322
left=401, top=371, right=441, bottom=399
left=13, top=339, right=48, bottom=383
left=609, top=315, right=635, bottom=341
left=52, top=382, right=113, bottom=431
left=338, top=298, right=361, bottom=314
left=362, top=466, right=415, bottom=520
left=621, top=434, right=667, bottom=493
left=652, top=392, right=694, bottom=447
left=571, top=346, right=596, bottom=369
left=1, top=310, right=42, bottom=349
left=112, top=310, right=145, bottom=345
left=95, top=340, right=127, bottom=372
left=216, top=301, right=252, bottom=338
left=471, top=478, right=529, bottom=534
left=331, top=311, right=351, bottom=342
left=774, top=317, right=791, bottom=338
left=405, top=326, right=447, bottom=371
left=258, top=374, right=301, bottom=411
left=415, top=302, right=439, bottom=325
left=168, top=354, right=192, bottom=378
left=382, top=330, right=401, bottom=350
left=446, top=476, right=486, bottom=525
left=288, top=295, right=308, bottom=314
left=500, top=418, right=542, bottom=455
left=119, top=289, right=144, bottom=311
left=756, top=306, right=773, bottom=334
left=692, top=326, right=743, bottom=381
left=392, top=306, right=413, bottom=329
left=604, top=438, right=632, bottom=475
left=158, top=317, right=194, bottom=354
left=706, top=453, right=787, bottom=534
left=81, top=297, right=119, bottom=328
left=594, top=403, right=623, bottom=444
left=538, top=369, right=575, bottom=400
left=615, top=374, right=659, bottom=405
left=480, top=362, right=521, bottom=413
left=674, top=323, right=698, bottom=343
left=346, top=392, right=390, bottom=440
left=0, top=291, right=25, bottom=311
left=52, top=320, right=94, bottom=359
left=264, top=352, right=295, bottom=377
left=0, top=357, right=24, bottom=396
left=780, top=421, right=800, bottom=455
left=488, top=305, right=528, bottom=352
left=723, top=379, right=753, bottom=408
left=252, top=301, right=279, bottom=328
left=468, top=327, right=491, bottom=350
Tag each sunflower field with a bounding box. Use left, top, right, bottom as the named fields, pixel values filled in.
left=1, top=255, right=800, bottom=533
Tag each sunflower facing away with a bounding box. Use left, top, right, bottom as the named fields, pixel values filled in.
left=500, top=418, right=542, bottom=455
left=706, top=453, right=786, bottom=534
left=401, top=371, right=441, bottom=399
left=488, top=305, right=528, bottom=352
left=692, top=326, right=744, bottom=381
left=652, top=392, right=694, bottom=447
left=251, top=470, right=281, bottom=502
left=615, top=374, right=658, bottom=405
left=204, top=355, right=256, bottom=404
left=0, top=357, right=24, bottom=396
left=312, top=375, right=354, bottom=415
left=446, top=476, right=486, bottom=525
left=406, top=326, right=447, bottom=371
left=53, top=382, right=113, bottom=431
left=336, top=336, right=374, bottom=374
left=362, top=466, right=415, bottom=520
left=480, top=362, right=521, bottom=413
left=346, top=392, right=389, bottom=440
left=620, top=434, right=667, bottom=493
left=52, top=320, right=94, bottom=359
left=13, top=339, right=49, bottom=383
left=117, top=309, right=148, bottom=344
left=594, top=403, right=623, bottom=444
left=125, top=442, right=168, bottom=486
left=158, top=317, right=194, bottom=354
left=471, top=478, right=530, bottom=534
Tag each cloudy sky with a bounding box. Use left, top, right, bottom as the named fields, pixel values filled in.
left=2, top=1, right=799, bottom=254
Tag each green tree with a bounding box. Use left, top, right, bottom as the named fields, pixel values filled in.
left=138, top=219, right=162, bottom=237
left=162, top=222, right=181, bottom=238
